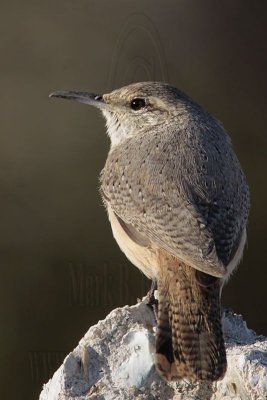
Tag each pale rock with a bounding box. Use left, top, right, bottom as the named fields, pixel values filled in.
left=39, top=302, right=267, bottom=400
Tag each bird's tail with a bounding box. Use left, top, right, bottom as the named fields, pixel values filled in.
left=155, top=261, right=226, bottom=381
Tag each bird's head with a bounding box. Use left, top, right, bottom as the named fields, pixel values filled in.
left=50, top=81, right=200, bottom=147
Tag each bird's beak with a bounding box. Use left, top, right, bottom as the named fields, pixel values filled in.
left=49, top=91, right=107, bottom=109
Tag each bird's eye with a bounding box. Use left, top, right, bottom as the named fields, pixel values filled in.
left=130, top=98, right=146, bottom=111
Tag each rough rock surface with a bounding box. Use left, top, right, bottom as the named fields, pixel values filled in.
left=39, top=301, right=267, bottom=400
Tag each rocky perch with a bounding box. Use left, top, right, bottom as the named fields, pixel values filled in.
left=39, top=301, right=267, bottom=400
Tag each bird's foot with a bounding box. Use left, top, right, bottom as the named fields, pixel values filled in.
left=144, top=279, right=158, bottom=322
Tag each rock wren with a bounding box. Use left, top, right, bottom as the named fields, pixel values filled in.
left=50, top=82, right=250, bottom=382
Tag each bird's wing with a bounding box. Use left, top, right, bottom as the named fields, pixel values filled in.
left=100, top=129, right=249, bottom=278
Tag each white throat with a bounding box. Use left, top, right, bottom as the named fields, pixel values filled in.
left=102, top=110, right=132, bottom=148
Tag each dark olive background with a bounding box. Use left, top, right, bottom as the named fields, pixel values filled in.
left=0, top=1, right=266, bottom=399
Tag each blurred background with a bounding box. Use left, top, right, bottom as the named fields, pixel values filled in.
left=0, top=1, right=266, bottom=399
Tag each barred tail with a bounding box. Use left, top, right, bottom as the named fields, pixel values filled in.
left=155, top=262, right=226, bottom=381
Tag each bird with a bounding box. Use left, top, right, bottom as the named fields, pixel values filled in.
left=50, top=81, right=250, bottom=382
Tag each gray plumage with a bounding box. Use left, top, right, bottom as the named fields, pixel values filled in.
left=50, top=81, right=250, bottom=382
left=100, top=82, right=249, bottom=275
